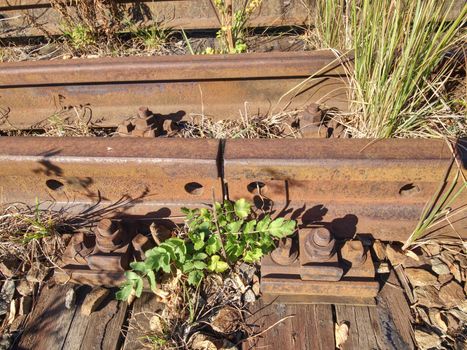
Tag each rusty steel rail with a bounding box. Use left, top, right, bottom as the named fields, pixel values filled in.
left=0, top=51, right=348, bottom=130
left=0, top=137, right=465, bottom=241
left=0, top=0, right=309, bottom=38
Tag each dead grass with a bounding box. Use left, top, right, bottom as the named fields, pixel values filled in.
left=0, top=105, right=113, bottom=137
left=178, top=110, right=302, bottom=139
left=0, top=202, right=85, bottom=279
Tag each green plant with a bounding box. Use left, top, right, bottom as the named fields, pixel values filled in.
left=127, top=21, right=170, bottom=51
left=314, top=0, right=467, bottom=138
left=62, top=23, right=96, bottom=50
left=116, top=199, right=296, bottom=302
left=209, top=0, right=262, bottom=54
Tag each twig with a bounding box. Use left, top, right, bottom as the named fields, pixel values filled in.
left=238, top=315, right=295, bottom=345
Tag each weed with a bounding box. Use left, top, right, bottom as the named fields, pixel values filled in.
left=126, top=21, right=171, bottom=52
left=116, top=199, right=296, bottom=302
left=50, top=0, right=125, bottom=52
left=208, top=0, right=263, bottom=54
left=62, top=23, right=96, bottom=50
left=313, top=0, right=466, bottom=138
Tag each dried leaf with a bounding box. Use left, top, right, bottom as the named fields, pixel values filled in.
left=405, top=250, right=420, bottom=261
left=335, top=322, right=349, bottom=349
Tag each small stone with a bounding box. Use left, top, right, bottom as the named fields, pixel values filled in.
left=65, top=288, right=76, bottom=310
left=210, top=306, right=242, bottom=334
left=438, top=274, right=453, bottom=285
left=430, top=258, right=450, bottom=275
left=16, top=279, right=33, bottom=296
left=415, top=329, right=441, bottom=350
left=0, top=280, right=15, bottom=316
left=244, top=289, right=256, bottom=303
left=404, top=268, right=437, bottom=288
left=19, top=296, right=32, bottom=315
left=439, top=281, right=466, bottom=309
left=81, top=287, right=109, bottom=315
left=239, top=263, right=255, bottom=283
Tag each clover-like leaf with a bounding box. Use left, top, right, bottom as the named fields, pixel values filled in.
left=207, top=255, right=230, bottom=273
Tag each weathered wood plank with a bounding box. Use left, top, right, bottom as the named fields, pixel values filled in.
left=376, top=271, right=415, bottom=350
left=243, top=299, right=334, bottom=350
left=334, top=305, right=380, bottom=350
left=123, top=293, right=164, bottom=350
left=15, top=283, right=75, bottom=350
left=79, top=291, right=128, bottom=350
left=61, top=286, right=92, bottom=350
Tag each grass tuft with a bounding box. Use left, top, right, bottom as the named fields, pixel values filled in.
left=314, top=0, right=467, bottom=138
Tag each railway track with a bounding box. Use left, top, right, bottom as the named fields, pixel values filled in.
left=0, top=51, right=348, bottom=129
left=0, top=136, right=465, bottom=242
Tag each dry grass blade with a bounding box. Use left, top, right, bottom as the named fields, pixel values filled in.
left=403, top=140, right=466, bottom=249
left=178, top=110, right=301, bottom=139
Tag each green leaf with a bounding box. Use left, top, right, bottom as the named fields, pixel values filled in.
left=125, top=271, right=140, bottom=281
left=193, top=261, right=207, bottom=270
left=207, top=255, right=229, bottom=273
left=193, top=252, right=208, bottom=261
left=145, top=250, right=171, bottom=273
left=256, top=215, right=271, bottom=233
left=187, top=270, right=204, bottom=286
left=134, top=276, right=143, bottom=297
left=234, top=198, right=251, bottom=219
left=205, top=235, right=221, bottom=255
left=129, top=261, right=147, bottom=273
left=116, top=283, right=133, bottom=301
left=227, top=220, right=243, bottom=234
left=146, top=270, right=157, bottom=293
left=243, top=247, right=263, bottom=263
left=268, top=218, right=296, bottom=238
left=182, top=261, right=194, bottom=273
left=158, top=242, right=175, bottom=260
left=165, top=238, right=187, bottom=263
left=243, top=220, right=257, bottom=234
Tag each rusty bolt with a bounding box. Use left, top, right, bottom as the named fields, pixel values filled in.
left=97, top=219, right=118, bottom=237
left=341, top=240, right=367, bottom=266
left=143, top=129, right=156, bottom=138
left=304, top=227, right=335, bottom=261
left=271, top=237, right=298, bottom=266
left=138, top=106, right=151, bottom=118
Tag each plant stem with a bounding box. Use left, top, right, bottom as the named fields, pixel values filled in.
left=211, top=188, right=228, bottom=262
